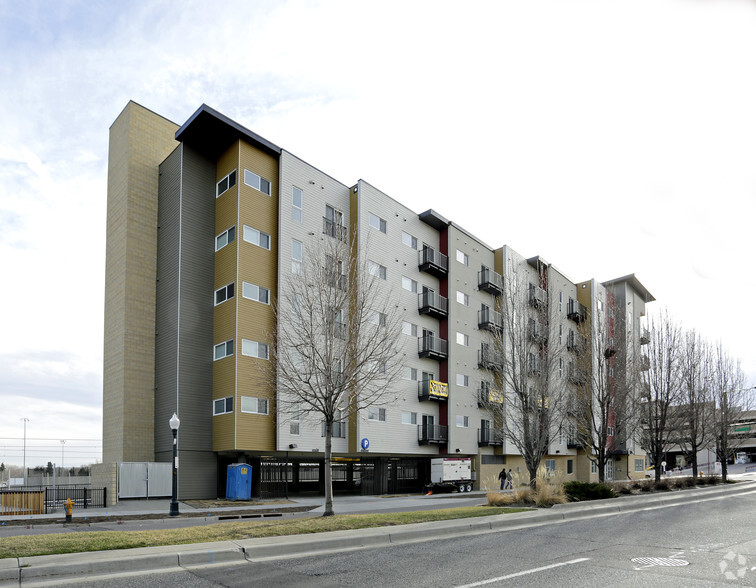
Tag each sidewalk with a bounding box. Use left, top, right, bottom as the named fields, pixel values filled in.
left=2, top=479, right=756, bottom=586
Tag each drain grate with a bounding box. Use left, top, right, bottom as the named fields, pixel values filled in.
left=632, top=557, right=690, bottom=567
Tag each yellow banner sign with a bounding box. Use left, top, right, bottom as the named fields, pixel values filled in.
left=429, top=380, right=449, bottom=398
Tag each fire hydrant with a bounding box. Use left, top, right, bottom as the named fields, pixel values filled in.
left=64, top=498, right=74, bottom=523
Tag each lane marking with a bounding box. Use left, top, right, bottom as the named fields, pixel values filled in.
left=455, top=558, right=591, bottom=587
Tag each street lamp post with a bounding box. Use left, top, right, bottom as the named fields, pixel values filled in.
left=60, top=440, right=66, bottom=477
left=169, top=413, right=180, bottom=517
left=21, top=418, right=29, bottom=487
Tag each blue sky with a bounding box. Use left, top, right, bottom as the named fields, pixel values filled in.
left=1, top=0, right=755, bottom=468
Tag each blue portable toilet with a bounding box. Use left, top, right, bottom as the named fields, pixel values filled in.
left=226, top=463, right=253, bottom=500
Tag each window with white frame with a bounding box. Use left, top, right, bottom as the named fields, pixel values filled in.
left=567, top=459, right=574, bottom=475
left=216, top=170, right=236, bottom=197
left=215, top=283, right=234, bottom=306
left=456, top=374, right=469, bottom=387
left=244, top=169, right=271, bottom=195
left=559, top=324, right=563, bottom=345
left=368, top=261, right=387, bottom=280
left=402, top=321, right=418, bottom=337
left=215, top=226, right=235, bottom=251
left=456, top=249, right=469, bottom=266
left=214, top=340, right=233, bottom=360
left=545, top=459, right=556, bottom=473
left=559, top=291, right=563, bottom=312
left=292, top=187, right=303, bottom=222
left=403, top=367, right=418, bottom=381
left=241, top=339, right=269, bottom=360
left=402, top=276, right=418, bottom=293
left=634, top=459, right=645, bottom=472
left=559, top=358, right=564, bottom=378
left=368, top=212, right=387, bottom=233
left=456, top=415, right=469, bottom=428
left=402, top=231, right=418, bottom=249
left=368, top=407, right=386, bottom=421
left=456, top=291, right=469, bottom=306
left=243, top=225, right=271, bottom=250
left=290, top=406, right=301, bottom=435
left=591, top=461, right=598, bottom=473
left=291, top=239, right=303, bottom=274
left=213, top=396, right=233, bottom=415
left=402, top=411, right=418, bottom=425
left=607, top=426, right=614, bottom=436
left=242, top=282, right=269, bottom=304
left=369, top=311, right=387, bottom=327
left=456, top=332, right=469, bottom=347
left=241, top=396, right=268, bottom=415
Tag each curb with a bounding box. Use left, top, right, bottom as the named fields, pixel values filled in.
left=3, top=480, right=755, bottom=585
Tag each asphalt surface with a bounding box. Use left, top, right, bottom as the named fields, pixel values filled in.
left=1, top=473, right=755, bottom=586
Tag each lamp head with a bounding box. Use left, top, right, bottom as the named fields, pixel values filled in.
left=169, top=413, right=180, bottom=431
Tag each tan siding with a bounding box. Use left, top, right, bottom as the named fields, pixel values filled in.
left=213, top=413, right=235, bottom=449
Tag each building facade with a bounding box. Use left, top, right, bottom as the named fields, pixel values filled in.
left=102, top=101, right=655, bottom=499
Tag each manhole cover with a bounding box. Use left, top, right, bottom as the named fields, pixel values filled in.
left=632, top=557, right=690, bottom=567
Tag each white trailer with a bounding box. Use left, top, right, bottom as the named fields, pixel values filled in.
left=427, top=457, right=473, bottom=493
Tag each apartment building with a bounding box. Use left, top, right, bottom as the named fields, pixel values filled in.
left=101, top=101, right=654, bottom=499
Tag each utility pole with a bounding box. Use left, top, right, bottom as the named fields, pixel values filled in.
left=21, top=418, right=29, bottom=486
left=60, top=440, right=66, bottom=476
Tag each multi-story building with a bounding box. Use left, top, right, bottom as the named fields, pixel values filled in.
left=100, top=101, right=654, bottom=500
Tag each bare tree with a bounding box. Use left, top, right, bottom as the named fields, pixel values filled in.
left=711, top=343, right=751, bottom=482
left=489, top=257, right=568, bottom=487
left=677, top=331, right=714, bottom=478
left=640, top=310, right=685, bottom=482
left=269, top=233, right=403, bottom=516
left=570, top=291, right=640, bottom=482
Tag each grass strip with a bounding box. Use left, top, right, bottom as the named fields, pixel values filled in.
left=0, top=506, right=528, bottom=559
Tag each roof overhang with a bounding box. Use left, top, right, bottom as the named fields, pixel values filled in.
left=602, top=274, right=655, bottom=303
left=419, top=209, right=450, bottom=231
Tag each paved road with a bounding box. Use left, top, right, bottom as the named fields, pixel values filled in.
left=54, top=488, right=756, bottom=587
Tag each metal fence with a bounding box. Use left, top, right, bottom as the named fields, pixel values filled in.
left=43, top=486, right=107, bottom=512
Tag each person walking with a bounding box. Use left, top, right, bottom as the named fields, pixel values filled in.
left=505, top=469, right=513, bottom=489
left=498, top=467, right=507, bottom=490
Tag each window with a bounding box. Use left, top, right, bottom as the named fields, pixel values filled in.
left=242, top=339, right=269, bottom=360
left=368, top=407, right=386, bottom=421
left=591, top=461, right=598, bottom=474
left=213, top=396, right=233, bottom=415
left=456, top=415, right=469, bottom=428
left=456, top=374, right=469, bottom=387
left=368, top=212, right=387, bottom=233
left=402, top=411, right=418, bottom=425
left=456, top=249, right=469, bottom=266
left=402, top=231, right=418, bottom=249
left=607, top=426, right=614, bottom=436
left=369, top=261, right=387, bottom=280
left=402, top=321, right=418, bottom=337
left=292, top=187, right=303, bottom=222
left=215, top=226, right=235, bottom=251
left=403, top=367, right=418, bottom=381
left=244, top=169, right=271, bottom=195
left=635, top=459, right=645, bottom=472
left=216, top=170, right=236, bottom=197
left=215, top=283, right=234, bottom=306
left=559, top=358, right=564, bottom=378
left=369, top=311, right=387, bottom=327
left=456, top=291, right=469, bottom=306
left=456, top=332, right=469, bottom=347
left=559, top=291, right=563, bottom=312
left=402, top=276, right=418, bottom=293
left=559, top=324, right=563, bottom=345
left=214, top=340, right=233, bottom=360
left=567, top=460, right=574, bottom=475
left=242, top=282, right=269, bottom=304
left=243, top=225, right=271, bottom=250
left=241, top=396, right=269, bottom=415
left=292, top=239, right=303, bottom=274
left=545, top=459, right=556, bottom=473
left=290, top=406, right=301, bottom=435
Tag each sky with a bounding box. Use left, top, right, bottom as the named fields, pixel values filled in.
left=1, top=0, right=755, bottom=469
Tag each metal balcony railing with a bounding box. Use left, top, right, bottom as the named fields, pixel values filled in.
left=418, top=291, right=448, bottom=319
left=567, top=300, right=587, bottom=323
left=418, top=335, right=448, bottom=361
left=418, top=379, right=449, bottom=401
left=478, top=348, right=504, bottom=371
left=322, top=217, right=347, bottom=242
left=478, top=307, right=503, bottom=333
left=418, top=246, right=448, bottom=277
left=478, top=268, right=503, bottom=296
left=418, top=424, right=448, bottom=445
left=528, top=284, right=547, bottom=309
left=478, top=428, right=504, bottom=446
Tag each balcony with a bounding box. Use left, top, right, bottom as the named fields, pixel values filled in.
left=478, top=385, right=504, bottom=407
left=478, top=307, right=503, bottom=333
left=567, top=438, right=580, bottom=449
left=640, top=329, right=650, bottom=345
left=418, top=335, right=448, bottom=361
left=567, top=331, right=586, bottom=353
left=333, top=321, right=347, bottom=340
left=478, top=268, right=503, bottom=296
left=478, top=348, right=504, bottom=371
left=478, top=428, right=504, bottom=447
left=418, top=424, right=448, bottom=445
left=322, top=421, right=347, bottom=438
left=604, top=339, right=616, bottom=359
left=322, top=217, right=347, bottom=242
left=528, top=319, right=547, bottom=344
left=569, top=365, right=587, bottom=385
left=418, top=291, right=448, bottom=319
left=639, top=355, right=650, bottom=371
left=418, top=379, right=449, bottom=401
left=567, top=300, right=587, bottom=323
left=418, top=246, right=448, bottom=278
left=528, top=357, right=543, bottom=377
left=528, top=284, right=547, bottom=309
left=326, top=272, right=347, bottom=291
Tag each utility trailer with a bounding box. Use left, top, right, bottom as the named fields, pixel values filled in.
left=426, top=457, right=473, bottom=493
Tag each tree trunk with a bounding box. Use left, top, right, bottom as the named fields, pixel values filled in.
left=691, top=453, right=698, bottom=479
left=323, top=420, right=334, bottom=517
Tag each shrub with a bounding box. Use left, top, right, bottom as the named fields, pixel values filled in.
left=653, top=479, right=670, bottom=491
left=534, top=479, right=568, bottom=507
left=486, top=491, right=516, bottom=507
left=563, top=481, right=617, bottom=502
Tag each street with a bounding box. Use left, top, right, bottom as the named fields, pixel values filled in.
left=58, top=489, right=756, bottom=587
